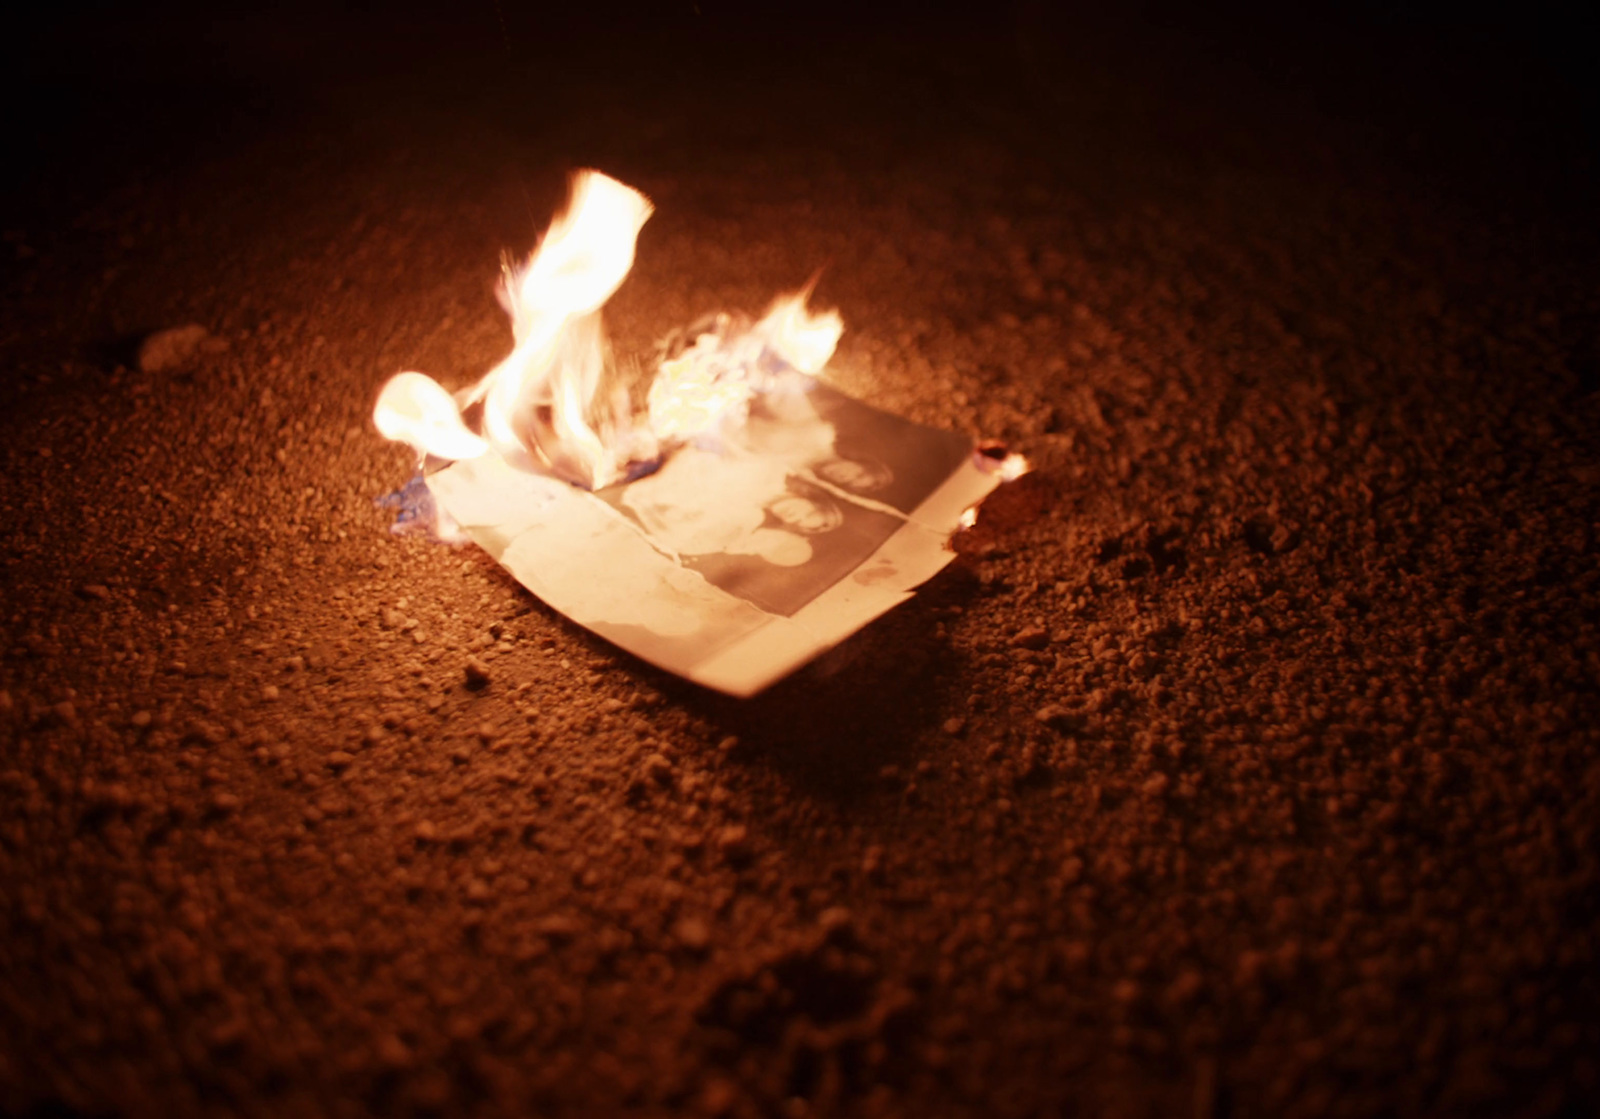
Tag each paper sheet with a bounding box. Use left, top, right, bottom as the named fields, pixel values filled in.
left=425, top=383, right=1004, bottom=696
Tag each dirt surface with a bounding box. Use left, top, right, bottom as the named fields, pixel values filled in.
left=3, top=4, right=1598, bottom=1116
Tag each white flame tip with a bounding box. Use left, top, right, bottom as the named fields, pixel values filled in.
left=373, top=372, right=489, bottom=462
left=999, top=453, right=1031, bottom=482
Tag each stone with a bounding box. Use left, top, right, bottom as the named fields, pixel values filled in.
left=137, top=324, right=218, bottom=373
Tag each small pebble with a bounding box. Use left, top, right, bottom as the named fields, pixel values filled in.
left=818, top=906, right=855, bottom=939
left=137, top=324, right=213, bottom=373
left=1037, top=705, right=1083, bottom=731
left=375, top=1034, right=411, bottom=1068
left=1010, top=625, right=1049, bottom=650
left=715, top=824, right=751, bottom=864
left=674, top=916, right=711, bottom=951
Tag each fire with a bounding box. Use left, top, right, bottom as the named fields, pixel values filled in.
left=647, top=289, right=841, bottom=446
left=372, top=372, right=488, bottom=461
left=374, top=170, right=843, bottom=489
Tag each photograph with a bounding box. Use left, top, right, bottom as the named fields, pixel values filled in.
left=804, top=383, right=976, bottom=515
left=599, top=433, right=916, bottom=618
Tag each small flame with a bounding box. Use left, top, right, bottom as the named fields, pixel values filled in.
left=647, top=292, right=842, bottom=446
left=372, top=372, right=489, bottom=461
left=374, top=171, right=844, bottom=490
left=997, top=453, right=1031, bottom=482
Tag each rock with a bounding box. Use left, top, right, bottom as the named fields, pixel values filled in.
left=375, top=1033, right=411, bottom=1068
left=715, top=824, right=752, bottom=864
left=642, top=753, right=674, bottom=784
left=206, top=1017, right=247, bottom=1051
left=1034, top=704, right=1078, bottom=730
left=699, top=1076, right=739, bottom=1117
left=1242, top=513, right=1301, bottom=556
left=1010, top=625, right=1050, bottom=650
left=137, top=324, right=217, bottom=373
left=85, top=781, right=134, bottom=812
left=674, top=915, right=712, bottom=951
left=1168, top=970, right=1204, bottom=1004
left=464, top=657, right=491, bottom=690
left=535, top=914, right=582, bottom=942
left=818, top=906, right=855, bottom=941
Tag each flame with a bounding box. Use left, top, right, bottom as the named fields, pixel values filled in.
left=997, top=453, right=1031, bottom=482
left=372, top=372, right=488, bottom=461
left=647, top=292, right=842, bottom=446
left=374, top=170, right=654, bottom=489
left=758, top=288, right=843, bottom=375
left=373, top=170, right=844, bottom=490
left=469, top=172, right=654, bottom=488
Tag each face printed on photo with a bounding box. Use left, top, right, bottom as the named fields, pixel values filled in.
left=766, top=492, right=844, bottom=535
left=814, top=454, right=893, bottom=493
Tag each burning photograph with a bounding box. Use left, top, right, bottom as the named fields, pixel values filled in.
left=379, top=170, right=1016, bottom=693
left=599, top=388, right=977, bottom=619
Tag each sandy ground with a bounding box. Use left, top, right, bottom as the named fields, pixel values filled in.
left=3, top=4, right=1597, bottom=1116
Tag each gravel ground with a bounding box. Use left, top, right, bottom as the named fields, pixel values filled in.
left=3, top=4, right=1597, bottom=1117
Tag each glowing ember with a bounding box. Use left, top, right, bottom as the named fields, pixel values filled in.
left=373, top=170, right=843, bottom=489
